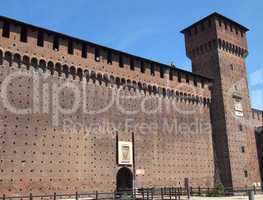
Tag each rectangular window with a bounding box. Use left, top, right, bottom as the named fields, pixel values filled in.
left=68, top=40, right=74, bottom=55
left=130, top=58, right=134, bottom=71
left=244, top=170, right=248, bottom=178
left=37, top=31, right=44, bottom=47
left=169, top=70, right=173, bottom=80
left=186, top=75, right=189, bottom=83
left=107, top=50, right=112, bottom=64
left=160, top=67, right=164, bottom=78
left=53, top=35, right=59, bottom=51
left=188, top=30, right=192, bottom=37
left=20, top=26, right=27, bottom=42
left=178, top=72, right=181, bottom=82
left=81, top=44, right=87, bottom=58
left=119, top=55, right=123, bottom=68
left=218, top=20, right=222, bottom=27
left=194, top=78, right=197, bottom=86
left=201, top=23, right=205, bottom=32
left=241, top=146, right=245, bottom=153
left=2, top=22, right=10, bottom=38
left=150, top=63, right=155, bottom=76
left=238, top=124, right=243, bottom=132
left=230, top=25, right=233, bottom=32
left=95, top=47, right=100, bottom=62
left=140, top=61, right=145, bottom=73
left=208, top=19, right=212, bottom=27
left=194, top=26, right=198, bottom=34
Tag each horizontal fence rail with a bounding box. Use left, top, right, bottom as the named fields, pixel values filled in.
left=1, top=186, right=262, bottom=200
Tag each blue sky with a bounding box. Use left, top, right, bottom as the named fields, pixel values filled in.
left=0, top=0, right=262, bottom=109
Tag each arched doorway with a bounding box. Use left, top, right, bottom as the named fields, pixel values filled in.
left=116, top=167, right=133, bottom=191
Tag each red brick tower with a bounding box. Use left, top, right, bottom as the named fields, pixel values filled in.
left=181, top=13, right=261, bottom=188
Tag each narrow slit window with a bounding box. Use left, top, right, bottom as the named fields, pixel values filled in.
left=186, top=75, right=189, bottom=83
left=107, top=50, right=112, bottom=64
left=244, top=170, right=248, bottom=178
left=169, top=70, right=173, bottom=80
left=130, top=58, right=134, bottom=71
left=68, top=40, right=74, bottom=55
left=37, top=31, right=44, bottom=47
left=119, top=55, right=123, bottom=68
left=95, top=47, right=100, bottom=62
left=140, top=61, right=145, bottom=73
left=208, top=19, right=212, bottom=27
left=20, top=26, right=27, bottom=42
left=150, top=63, right=155, bottom=76
left=53, top=35, right=59, bottom=51
left=178, top=72, right=181, bottom=82
left=160, top=67, right=164, bottom=78
left=2, top=22, right=10, bottom=38
left=81, top=44, right=87, bottom=58
left=201, top=23, right=205, bottom=32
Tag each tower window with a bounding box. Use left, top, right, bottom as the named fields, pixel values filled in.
left=150, top=63, right=155, bottom=76
left=230, top=25, right=233, bottom=32
left=95, top=47, right=100, bottom=62
left=218, top=20, right=222, bottom=27
left=178, top=72, right=181, bottom=82
left=53, top=35, right=59, bottom=51
left=160, top=67, right=164, bottom=78
left=201, top=23, right=205, bottom=32
left=107, top=50, right=112, bottom=64
left=68, top=40, right=74, bottom=55
left=186, top=75, right=189, bottom=83
left=241, top=146, right=245, bottom=153
left=81, top=44, right=87, bottom=58
left=224, top=22, right=228, bottom=30
left=130, top=58, right=134, bottom=71
left=140, top=61, right=145, bottom=73
left=188, top=30, right=192, bottom=37
left=238, top=124, right=243, bottom=132
left=230, top=64, right=234, bottom=71
left=244, top=170, right=248, bottom=178
left=194, top=26, right=198, bottom=34
left=208, top=19, right=212, bottom=27
left=169, top=70, right=173, bottom=81
left=119, top=55, right=123, bottom=68
left=20, top=26, right=27, bottom=42
left=235, top=28, right=239, bottom=35
left=37, top=31, right=44, bottom=47
left=241, top=32, right=244, bottom=37
left=2, top=22, right=10, bottom=38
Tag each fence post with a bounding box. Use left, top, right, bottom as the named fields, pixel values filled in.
left=198, top=186, right=201, bottom=196
left=3, top=194, right=5, bottom=200
left=253, top=185, right=256, bottom=195
left=142, top=188, right=145, bottom=200
left=146, top=188, right=149, bottom=200
left=29, top=193, right=33, bottom=200
left=95, top=191, right=98, bottom=200
left=161, top=188, right=164, bottom=200
left=54, top=192, right=56, bottom=200
left=75, top=192, right=78, bottom=200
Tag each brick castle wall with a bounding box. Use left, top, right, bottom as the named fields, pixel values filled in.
left=0, top=17, right=214, bottom=196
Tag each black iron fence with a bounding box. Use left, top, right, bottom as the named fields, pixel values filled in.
left=0, top=187, right=182, bottom=200
left=188, top=185, right=262, bottom=196
left=1, top=186, right=262, bottom=200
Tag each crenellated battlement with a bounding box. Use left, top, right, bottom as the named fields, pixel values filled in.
left=252, top=108, right=263, bottom=126
left=0, top=16, right=211, bottom=100
left=0, top=48, right=211, bottom=106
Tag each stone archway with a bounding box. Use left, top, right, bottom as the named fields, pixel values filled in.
left=116, top=167, right=133, bottom=191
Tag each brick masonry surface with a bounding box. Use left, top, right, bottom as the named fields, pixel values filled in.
left=0, top=12, right=262, bottom=196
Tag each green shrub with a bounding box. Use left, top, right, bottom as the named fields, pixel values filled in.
left=207, top=184, right=225, bottom=197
